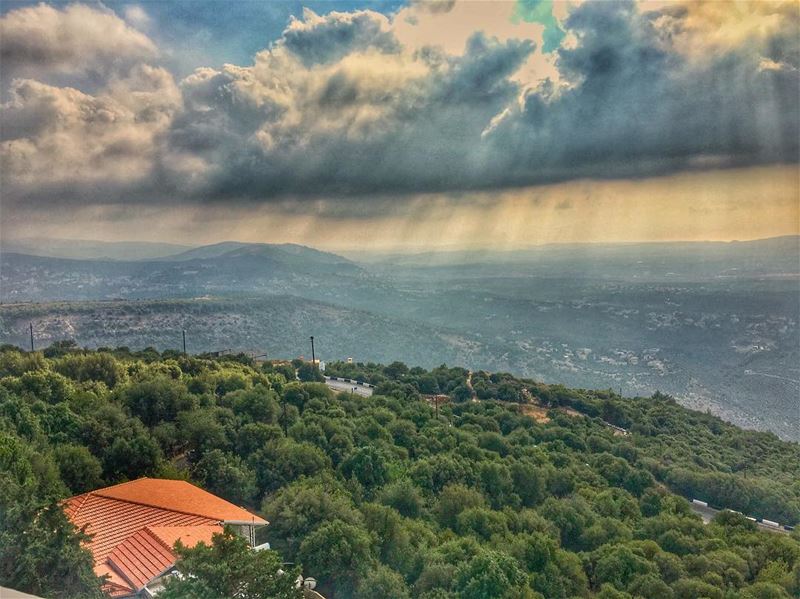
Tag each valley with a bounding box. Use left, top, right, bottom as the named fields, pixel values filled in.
left=2, top=237, right=798, bottom=440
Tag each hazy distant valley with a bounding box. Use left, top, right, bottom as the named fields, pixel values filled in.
left=2, top=236, right=798, bottom=440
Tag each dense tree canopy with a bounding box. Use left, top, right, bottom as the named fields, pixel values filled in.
left=0, top=345, right=798, bottom=598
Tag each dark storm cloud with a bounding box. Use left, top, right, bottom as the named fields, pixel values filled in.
left=172, top=32, right=535, bottom=202
left=485, top=0, right=800, bottom=185
left=1, top=1, right=798, bottom=212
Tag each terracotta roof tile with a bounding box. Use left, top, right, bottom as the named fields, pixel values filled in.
left=107, top=528, right=176, bottom=590
left=67, top=493, right=217, bottom=562
left=147, top=525, right=222, bottom=553
left=64, top=478, right=266, bottom=597
left=92, top=478, right=267, bottom=524
left=94, top=564, right=134, bottom=598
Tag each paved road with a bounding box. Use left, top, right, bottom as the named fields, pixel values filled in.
left=689, top=503, right=790, bottom=535
left=324, top=377, right=374, bottom=397
left=743, top=369, right=800, bottom=385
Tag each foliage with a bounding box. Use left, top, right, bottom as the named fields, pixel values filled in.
left=160, top=528, right=302, bottom=599
left=0, top=434, right=103, bottom=598
left=297, top=362, right=324, bottom=382
left=1, top=346, right=799, bottom=598
left=298, top=519, right=373, bottom=595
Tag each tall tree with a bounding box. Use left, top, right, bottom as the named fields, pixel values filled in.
left=160, top=528, right=302, bottom=599
left=0, top=434, right=103, bottom=598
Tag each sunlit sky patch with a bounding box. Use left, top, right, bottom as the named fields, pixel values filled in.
left=513, top=0, right=565, bottom=53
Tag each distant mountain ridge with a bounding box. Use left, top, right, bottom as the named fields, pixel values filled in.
left=4, top=235, right=797, bottom=268
left=1, top=238, right=193, bottom=261
left=159, top=241, right=356, bottom=266
left=0, top=241, right=362, bottom=303
left=353, top=235, right=800, bottom=268
left=1, top=238, right=357, bottom=265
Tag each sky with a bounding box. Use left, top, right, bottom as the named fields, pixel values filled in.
left=1, top=0, right=798, bottom=251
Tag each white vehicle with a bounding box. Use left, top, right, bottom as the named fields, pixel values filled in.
left=762, top=519, right=780, bottom=528
left=691, top=499, right=708, bottom=507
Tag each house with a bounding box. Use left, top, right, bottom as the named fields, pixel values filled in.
left=64, top=478, right=268, bottom=598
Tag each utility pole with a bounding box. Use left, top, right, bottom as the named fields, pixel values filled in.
left=310, top=336, right=316, bottom=368
left=281, top=397, right=288, bottom=436
left=182, top=330, right=187, bottom=355
left=29, top=322, right=34, bottom=352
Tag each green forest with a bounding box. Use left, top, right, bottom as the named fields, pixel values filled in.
left=1, top=344, right=799, bottom=598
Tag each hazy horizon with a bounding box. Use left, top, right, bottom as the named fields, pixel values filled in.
left=4, top=232, right=800, bottom=258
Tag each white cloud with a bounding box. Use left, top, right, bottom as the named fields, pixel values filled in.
left=645, top=0, right=799, bottom=63
left=0, top=2, right=158, bottom=81
left=1, top=65, right=179, bottom=195
left=124, top=5, right=151, bottom=29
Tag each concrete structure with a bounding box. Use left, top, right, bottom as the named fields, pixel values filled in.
left=324, top=376, right=374, bottom=397
left=0, top=587, right=48, bottom=598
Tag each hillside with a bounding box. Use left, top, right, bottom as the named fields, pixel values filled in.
left=0, top=297, right=483, bottom=366
left=2, top=237, right=798, bottom=441
left=1, top=347, right=799, bottom=599
left=0, top=242, right=363, bottom=302
left=160, top=242, right=357, bottom=266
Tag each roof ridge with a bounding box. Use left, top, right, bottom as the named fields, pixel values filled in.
left=90, top=493, right=225, bottom=523
left=104, top=554, right=139, bottom=593
left=94, top=477, right=152, bottom=493
left=90, top=478, right=264, bottom=523
left=66, top=477, right=151, bottom=509
left=67, top=492, right=91, bottom=517
left=142, top=526, right=179, bottom=555
left=107, top=526, right=179, bottom=592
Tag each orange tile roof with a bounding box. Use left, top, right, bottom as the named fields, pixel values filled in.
left=108, top=526, right=227, bottom=591
left=88, top=478, right=267, bottom=524
left=147, top=525, right=221, bottom=552
left=94, top=563, right=136, bottom=597
left=108, top=528, right=179, bottom=590
left=65, top=478, right=266, bottom=597
left=66, top=492, right=219, bottom=562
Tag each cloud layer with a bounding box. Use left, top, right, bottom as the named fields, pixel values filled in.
left=0, top=3, right=157, bottom=81
left=1, top=0, right=798, bottom=213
